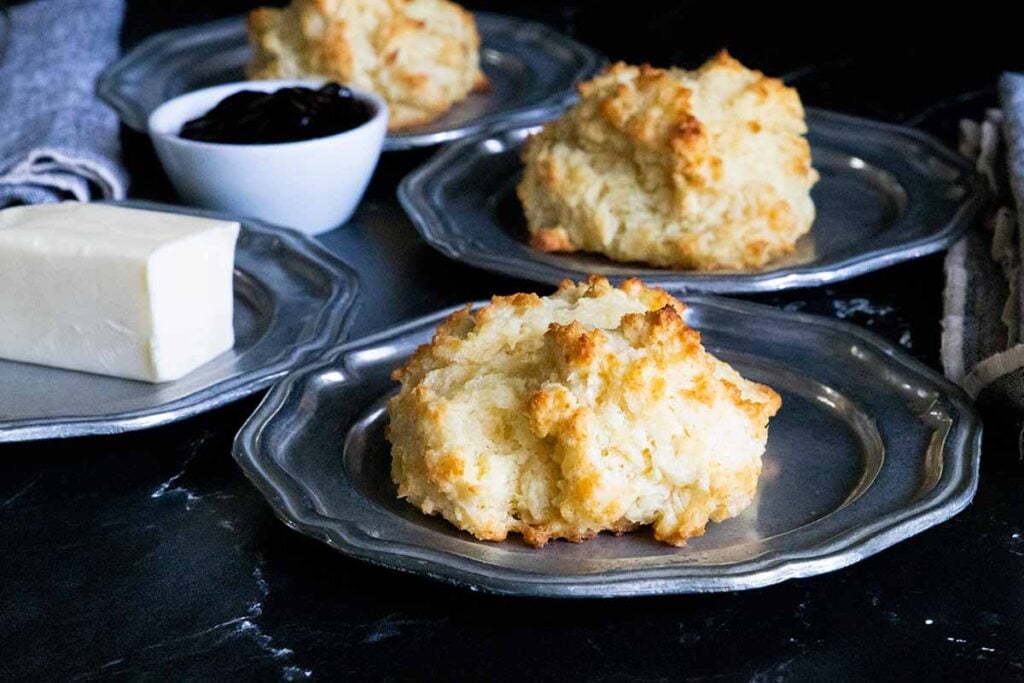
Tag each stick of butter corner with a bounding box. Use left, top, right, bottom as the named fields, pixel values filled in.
left=0, top=203, right=240, bottom=383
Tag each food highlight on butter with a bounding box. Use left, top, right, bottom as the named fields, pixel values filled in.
left=0, top=203, right=239, bottom=383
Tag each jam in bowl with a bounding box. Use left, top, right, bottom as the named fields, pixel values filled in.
left=179, top=83, right=375, bottom=145
left=148, top=80, right=389, bottom=235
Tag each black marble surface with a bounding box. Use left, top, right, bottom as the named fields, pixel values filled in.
left=3, top=2, right=1024, bottom=680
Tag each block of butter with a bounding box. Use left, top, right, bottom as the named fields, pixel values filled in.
left=0, top=203, right=240, bottom=383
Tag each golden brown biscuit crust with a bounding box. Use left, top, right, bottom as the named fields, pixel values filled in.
left=518, top=52, right=819, bottom=270
left=386, top=277, right=781, bottom=547
left=247, top=0, right=488, bottom=130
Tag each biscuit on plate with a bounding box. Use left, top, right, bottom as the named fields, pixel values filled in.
left=518, top=51, right=818, bottom=270
left=386, top=277, right=781, bottom=547
left=247, top=0, right=488, bottom=129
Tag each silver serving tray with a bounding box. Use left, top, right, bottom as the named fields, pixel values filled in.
left=398, top=110, right=986, bottom=292
left=0, top=200, right=360, bottom=443
left=97, top=13, right=605, bottom=151
left=233, top=298, right=981, bottom=597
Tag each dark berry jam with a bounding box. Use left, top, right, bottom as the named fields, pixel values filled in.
left=179, top=83, right=374, bottom=144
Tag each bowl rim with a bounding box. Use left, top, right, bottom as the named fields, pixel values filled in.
left=147, top=79, right=389, bottom=151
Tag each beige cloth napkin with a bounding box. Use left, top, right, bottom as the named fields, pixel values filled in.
left=942, top=74, right=1024, bottom=434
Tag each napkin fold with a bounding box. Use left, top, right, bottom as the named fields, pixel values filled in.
left=942, top=73, right=1024, bottom=433
left=0, top=0, right=127, bottom=206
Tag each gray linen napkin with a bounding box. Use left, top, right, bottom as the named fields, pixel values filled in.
left=942, top=73, right=1024, bottom=433
left=0, top=0, right=127, bottom=206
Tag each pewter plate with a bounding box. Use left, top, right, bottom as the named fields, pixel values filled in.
left=233, top=298, right=981, bottom=597
left=0, top=200, right=360, bottom=443
left=398, top=110, right=986, bottom=292
left=97, top=13, right=604, bottom=151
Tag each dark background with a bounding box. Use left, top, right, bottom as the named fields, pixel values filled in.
left=2, top=1, right=1024, bottom=680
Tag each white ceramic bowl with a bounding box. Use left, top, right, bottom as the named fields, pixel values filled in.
left=148, top=80, right=388, bottom=235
